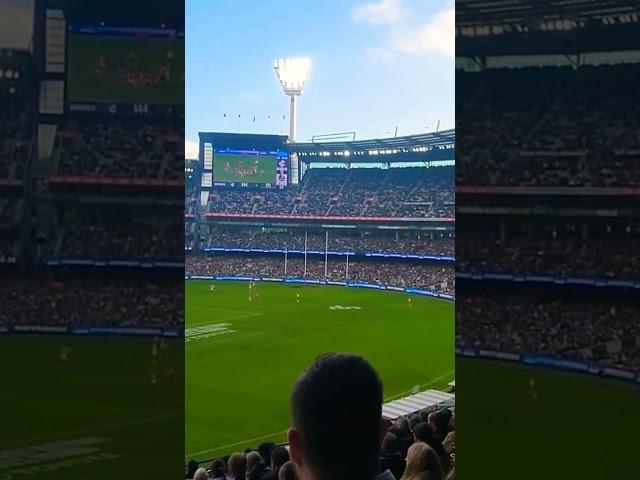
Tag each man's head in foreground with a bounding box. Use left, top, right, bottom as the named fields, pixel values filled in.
left=288, top=353, right=385, bottom=480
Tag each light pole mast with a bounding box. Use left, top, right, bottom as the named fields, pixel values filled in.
left=274, top=57, right=311, bottom=143
left=289, top=95, right=297, bottom=143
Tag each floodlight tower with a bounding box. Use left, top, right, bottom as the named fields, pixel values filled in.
left=274, top=57, right=311, bottom=142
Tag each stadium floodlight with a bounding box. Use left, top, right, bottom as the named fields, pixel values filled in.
left=274, top=57, right=311, bottom=142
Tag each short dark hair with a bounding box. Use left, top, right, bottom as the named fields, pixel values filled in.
left=271, top=446, right=290, bottom=469
left=409, top=414, right=423, bottom=431
left=381, top=432, right=399, bottom=455
left=258, top=442, right=276, bottom=464
left=290, top=353, right=383, bottom=480
left=210, top=458, right=226, bottom=477
left=186, top=459, right=198, bottom=479
left=413, top=421, right=436, bottom=443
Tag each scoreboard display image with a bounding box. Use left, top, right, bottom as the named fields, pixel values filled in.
left=66, top=23, right=184, bottom=111
left=213, top=149, right=288, bottom=188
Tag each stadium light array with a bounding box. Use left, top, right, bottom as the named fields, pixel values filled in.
left=274, top=57, right=312, bottom=142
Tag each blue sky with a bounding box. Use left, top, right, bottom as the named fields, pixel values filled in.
left=186, top=0, right=454, bottom=157
left=0, top=0, right=454, bottom=159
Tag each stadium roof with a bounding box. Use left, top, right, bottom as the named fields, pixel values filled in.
left=289, top=129, right=455, bottom=155
left=457, top=0, right=640, bottom=26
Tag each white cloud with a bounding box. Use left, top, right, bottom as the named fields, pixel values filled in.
left=353, top=1, right=454, bottom=59
left=352, top=0, right=404, bottom=25
left=185, top=139, right=199, bottom=160
left=391, top=8, right=454, bottom=58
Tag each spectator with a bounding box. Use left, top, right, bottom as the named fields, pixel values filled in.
left=259, top=442, right=277, bottom=466
left=392, top=417, right=413, bottom=457
left=186, top=459, right=199, bottom=479
left=442, top=432, right=455, bottom=457
left=211, top=458, right=227, bottom=480
left=288, top=353, right=392, bottom=480
left=271, top=446, right=290, bottom=478
left=380, top=432, right=405, bottom=480
left=194, top=467, right=209, bottom=480
left=247, top=451, right=275, bottom=480
left=412, top=423, right=450, bottom=473
left=279, top=462, right=298, bottom=480
left=399, top=443, right=443, bottom=480
left=228, top=453, right=247, bottom=480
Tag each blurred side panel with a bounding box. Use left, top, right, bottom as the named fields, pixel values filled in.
left=456, top=1, right=640, bottom=478
left=0, top=1, right=184, bottom=479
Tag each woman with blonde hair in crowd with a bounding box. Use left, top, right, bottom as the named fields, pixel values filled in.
left=400, top=442, right=443, bottom=480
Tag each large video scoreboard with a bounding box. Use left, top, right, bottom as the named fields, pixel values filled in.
left=199, top=133, right=291, bottom=193
left=213, top=148, right=288, bottom=189
left=66, top=22, right=184, bottom=117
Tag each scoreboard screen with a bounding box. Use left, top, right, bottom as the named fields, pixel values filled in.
left=66, top=23, right=184, bottom=116
left=213, top=149, right=288, bottom=188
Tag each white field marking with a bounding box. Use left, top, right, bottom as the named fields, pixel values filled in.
left=328, top=305, right=362, bottom=310
left=185, top=322, right=240, bottom=343
left=186, top=369, right=455, bottom=459
left=0, top=413, right=180, bottom=451
left=186, top=323, right=234, bottom=339
left=187, top=429, right=289, bottom=459
left=189, top=309, right=261, bottom=325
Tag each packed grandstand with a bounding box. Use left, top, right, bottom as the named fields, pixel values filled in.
left=456, top=0, right=640, bottom=376
left=185, top=131, right=455, bottom=298
left=0, top=7, right=184, bottom=331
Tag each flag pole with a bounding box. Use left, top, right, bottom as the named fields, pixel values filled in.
left=346, top=253, right=349, bottom=280
left=324, top=230, right=329, bottom=278
left=284, top=248, right=288, bottom=276
left=304, top=230, right=308, bottom=277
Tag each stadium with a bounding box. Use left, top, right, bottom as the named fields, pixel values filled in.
left=185, top=128, right=456, bottom=470
left=457, top=1, right=640, bottom=478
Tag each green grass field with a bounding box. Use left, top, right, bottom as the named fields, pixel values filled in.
left=0, top=335, right=183, bottom=480
left=213, top=153, right=277, bottom=185
left=457, top=358, right=640, bottom=479
left=185, top=281, right=455, bottom=462
left=67, top=35, right=184, bottom=104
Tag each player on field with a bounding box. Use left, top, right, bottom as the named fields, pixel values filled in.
left=93, top=55, right=107, bottom=78
left=152, top=337, right=160, bottom=364
left=408, top=296, right=412, bottom=308
left=529, top=377, right=538, bottom=400
left=296, top=292, right=301, bottom=304
left=59, top=346, right=71, bottom=365
left=210, top=283, right=215, bottom=293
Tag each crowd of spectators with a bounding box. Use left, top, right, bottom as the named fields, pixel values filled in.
left=457, top=228, right=640, bottom=279
left=50, top=206, right=183, bottom=261
left=0, top=196, right=23, bottom=265
left=186, top=254, right=454, bottom=295
left=186, top=177, right=200, bottom=216
left=595, top=339, right=640, bottom=371
left=456, top=294, right=640, bottom=369
left=208, top=166, right=454, bottom=218
left=186, top=353, right=455, bottom=480
left=457, top=64, right=640, bottom=187
left=0, top=234, right=17, bottom=264
left=0, top=83, right=33, bottom=182
left=202, top=228, right=454, bottom=256
left=0, top=274, right=183, bottom=327
left=55, top=122, right=183, bottom=180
